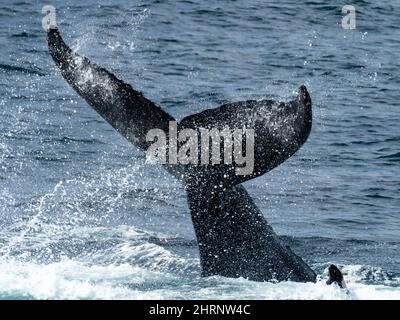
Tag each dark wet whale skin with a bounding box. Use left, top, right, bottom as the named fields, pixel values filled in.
left=47, top=27, right=316, bottom=282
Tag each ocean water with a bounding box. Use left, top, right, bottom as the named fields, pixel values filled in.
left=0, top=0, right=399, bottom=299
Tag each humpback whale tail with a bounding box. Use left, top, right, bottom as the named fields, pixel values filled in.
left=46, top=26, right=316, bottom=283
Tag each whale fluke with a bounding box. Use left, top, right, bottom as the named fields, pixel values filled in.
left=47, top=27, right=316, bottom=283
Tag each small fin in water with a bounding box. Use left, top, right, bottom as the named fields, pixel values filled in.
left=326, top=264, right=347, bottom=289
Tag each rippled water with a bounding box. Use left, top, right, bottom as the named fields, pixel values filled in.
left=0, top=0, right=399, bottom=299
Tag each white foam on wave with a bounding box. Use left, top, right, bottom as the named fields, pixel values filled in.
left=1, top=222, right=399, bottom=300
left=0, top=256, right=399, bottom=300
left=0, top=258, right=168, bottom=300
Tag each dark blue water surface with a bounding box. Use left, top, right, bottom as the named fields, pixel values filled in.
left=0, top=0, right=399, bottom=299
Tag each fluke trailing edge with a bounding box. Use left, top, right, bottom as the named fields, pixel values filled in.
left=46, top=26, right=316, bottom=283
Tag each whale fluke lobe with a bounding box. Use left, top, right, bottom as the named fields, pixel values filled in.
left=179, top=85, right=312, bottom=187
left=47, top=27, right=316, bottom=283
left=47, top=28, right=175, bottom=151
